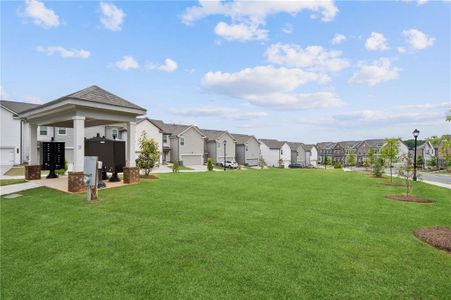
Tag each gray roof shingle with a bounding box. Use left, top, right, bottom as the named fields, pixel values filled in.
left=200, top=129, right=231, bottom=141
left=259, top=139, right=285, bottom=149
left=0, top=100, right=40, bottom=114
left=231, top=133, right=257, bottom=144
left=21, top=85, right=146, bottom=114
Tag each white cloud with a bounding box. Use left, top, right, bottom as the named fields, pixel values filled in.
left=331, top=34, right=346, bottom=45
left=36, top=46, right=90, bottom=59
left=349, top=58, right=400, bottom=86
left=182, top=0, right=338, bottom=42
left=214, top=21, right=267, bottom=41
left=282, top=23, right=293, bottom=34
left=402, top=29, right=435, bottom=50
left=23, top=0, right=60, bottom=28
left=100, top=2, right=125, bottom=31
left=201, top=65, right=343, bottom=110
left=115, top=56, right=139, bottom=70
left=365, top=32, right=389, bottom=51
left=397, top=47, right=406, bottom=53
left=148, top=58, right=178, bottom=72
left=169, top=106, right=268, bottom=120
left=396, top=102, right=450, bottom=110
left=266, top=43, right=350, bottom=73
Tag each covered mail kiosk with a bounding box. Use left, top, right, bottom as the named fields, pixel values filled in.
left=19, top=86, right=146, bottom=192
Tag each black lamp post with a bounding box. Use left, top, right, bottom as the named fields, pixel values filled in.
left=223, top=140, right=227, bottom=171
left=413, top=129, right=420, bottom=181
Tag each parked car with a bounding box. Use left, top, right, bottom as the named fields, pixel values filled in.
left=220, top=160, right=239, bottom=169
left=289, top=163, right=303, bottom=168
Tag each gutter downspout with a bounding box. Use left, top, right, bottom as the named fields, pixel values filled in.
left=20, top=119, right=23, bottom=164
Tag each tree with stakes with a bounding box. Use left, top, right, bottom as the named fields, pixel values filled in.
left=398, top=154, right=417, bottom=197
left=381, top=138, right=400, bottom=183
left=347, top=152, right=356, bottom=170
left=367, top=147, right=376, bottom=173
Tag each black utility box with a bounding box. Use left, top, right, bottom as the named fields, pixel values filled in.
left=85, top=136, right=126, bottom=174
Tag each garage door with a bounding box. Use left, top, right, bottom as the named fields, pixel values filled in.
left=246, top=158, right=258, bottom=166
left=181, top=155, right=202, bottom=166
left=0, top=148, right=15, bottom=166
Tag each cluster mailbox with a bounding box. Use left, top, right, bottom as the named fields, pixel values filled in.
left=84, top=135, right=125, bottom=182
left=40, top=141, right=65, bottom=178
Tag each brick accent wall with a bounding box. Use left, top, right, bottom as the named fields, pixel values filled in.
left=68, top=172, right=86, bottom=193
left=123, top=167, right=139, bottom=184
left=25, top=165, right=41, bottom=180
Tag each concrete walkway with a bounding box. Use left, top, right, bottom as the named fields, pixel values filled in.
left=0, top=182, right=42, bottom=196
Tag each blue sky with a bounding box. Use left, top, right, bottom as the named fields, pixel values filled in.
left=1, top=0, right=450, bottom=143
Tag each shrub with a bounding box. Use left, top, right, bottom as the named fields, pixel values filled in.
left=172, top=161, right=180, bottom=173
left=334, top=161, right=342, bottom=169
left=136, top=132, right=160, bottom=175
left=258, top=156, right=266, bottom=169
left=56, top=160, right=68, bottom=176
left=207, top=158, right=214, bottom=171
left=373, top=158, right=384, bottom=177
left=278, top=159, right=284, bottom=168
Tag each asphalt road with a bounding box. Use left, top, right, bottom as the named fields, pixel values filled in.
left=418, top=172, right=451, bottom=185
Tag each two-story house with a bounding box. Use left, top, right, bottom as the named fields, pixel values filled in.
left=201, top=129, right=236, bottom=164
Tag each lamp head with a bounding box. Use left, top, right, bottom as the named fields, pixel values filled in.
left=412, top=129, right=420, bottom=138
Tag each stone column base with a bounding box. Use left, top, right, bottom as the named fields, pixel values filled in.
left=123, top=167, right=139, bottom=184
left=25, top=165, right=41, bottom=180
left=68, top=171, right=86, bottom=193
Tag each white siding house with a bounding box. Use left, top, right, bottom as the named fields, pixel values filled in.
left=135, top=118, right=163, bottom=164
left=260, top=139, right=291, bottom=168
left=202, top=129, right=236, bottom=164
left=233, top=134, right=260, bottom=166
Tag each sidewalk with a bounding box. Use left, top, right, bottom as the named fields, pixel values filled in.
left=0, top=182, right=42, bottom=196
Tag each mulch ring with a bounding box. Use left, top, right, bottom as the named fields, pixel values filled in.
left=385, top=194, right=433, bottom=203
left=414, top=227, right=451, bottom=253
left=377, top=182, right=404, bottom=187
left=140, top=175, right=159, bottom=180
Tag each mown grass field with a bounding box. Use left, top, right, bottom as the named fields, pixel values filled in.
left=1, top=169, right=450, bottom=298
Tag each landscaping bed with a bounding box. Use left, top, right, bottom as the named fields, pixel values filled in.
left=385, top=194, right=433, bottom=203
left=414, top=227, right=451, bottom=253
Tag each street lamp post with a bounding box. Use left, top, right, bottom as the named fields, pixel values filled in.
left=223, top=140, right=227, bottom=171
left=413, top=129, right=420, bottom=181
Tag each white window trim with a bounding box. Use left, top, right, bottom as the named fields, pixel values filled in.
left=57, top=127, right=67, bottom=135
left=180, top=137, right=185, bottom=146
left=39, top=126, right=48, bottom=136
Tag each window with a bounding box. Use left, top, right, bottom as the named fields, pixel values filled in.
left=111, top=129, right=118, bottom=139
left=246, top=145, right=248, bottom=151
left=281, top=149, right=283, bottom=155
left=57, top=128, right=66, bottom=135
left=163, top=135, right=168, bottom=143
left=180, top=137, right=185, bottom=146
left=39, top=126, right=47, bottom=136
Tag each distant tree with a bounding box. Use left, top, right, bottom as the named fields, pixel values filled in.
left=207, top=158, right=214, bottom=171
left=172, top=161, right=180, bottom=173
left=381, top=139, right=400, bottom=183
left=417, top=156, right=425, bottom=169
left=427, top=136, right=441, bottom=148
left=333, top=161, right=342, bottom=169
left=427, top=158, right=436, bottom=169
left=278, top=159, right=284, bottom=168
left=373, top=158, right=384, bottom=178
left=363, top=158, right=369, bottom=169
left=347, top=152, right=356, bottom=170
left=258, top=155, right=266, bottom=169
left=402, top=139, right=426, bottom=151
left=367, top=147, right=376, bottom=172
left=136, top=132, right=160, bottom=176
left=324, top=156, right=331, bottom=169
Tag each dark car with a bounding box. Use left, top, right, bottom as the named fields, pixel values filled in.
left=288, top=163, right=303, bottom=168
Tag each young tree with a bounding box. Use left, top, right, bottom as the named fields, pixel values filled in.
left=207, top=158, right=214, bottom=171
left=258, top=155, right=266, bottom=169
left=136, top=132, right=160, bottom=176
left=347, top=152, right=356, bottom=170
left=381, top=139, right=400, bottom=183
left=398, top=154, right=415, bottom=196
left=373, top=158, right=384, bottom=177
left=172, top=161, right=180, bottom=173
left=324, top=156, right=331, bottom=169
left=367, top=147, right=376, bottom=172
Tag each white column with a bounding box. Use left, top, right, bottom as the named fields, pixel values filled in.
left=29, top=123, right=39, bottom=165
left=126, top=121, right=136, bottom=167
left=73, top=116, right=85, bottom=172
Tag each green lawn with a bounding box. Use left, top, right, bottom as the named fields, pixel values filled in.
left=0, top=179, right=26, bottom=186
left=1, top=169, right=450, bottom=298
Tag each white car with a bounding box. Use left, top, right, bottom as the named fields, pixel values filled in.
left=221, top=160, right=239, bottom=169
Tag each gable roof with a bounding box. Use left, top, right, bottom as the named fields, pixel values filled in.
left=0, top=100, right=40, bottom=115
left=286, top=142, right=304, bottom=150
left=136, top=117, right=164, bottom=131
left=316, top=142, right=336, bottom=150
left=200, top=128, right=235, bottom=142
left=304, top=144, right=316, bottom=151
left=337, top=141, right=361, bottom=149
left=363, top=139, right=385, bottom=148
left=231, top=133, right=258, bottom=144
left=21, top=85, right=145, bottom=114
left=259, top=139, right=285, bottom=149
left=148, top=119, right=204, bottom=137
